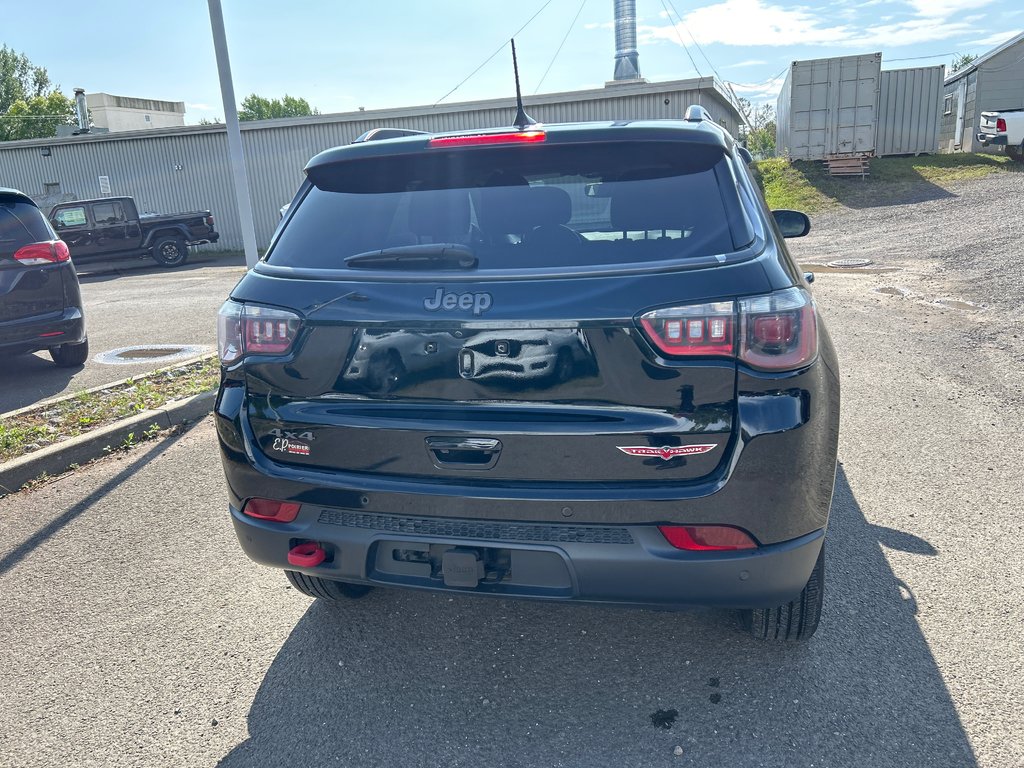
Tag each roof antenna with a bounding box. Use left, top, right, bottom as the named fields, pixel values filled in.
left=511, top=39, right=536, bottom=129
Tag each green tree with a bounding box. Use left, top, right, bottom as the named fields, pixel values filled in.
left=238, top=94, right=319, bottom=121
left=0, top=91, right=77, bottom=141
left=738, top=98, right=776, bottom=158
left=0, top=45, right=52, bottom=113
left=951, top=53, right=978, bottom=73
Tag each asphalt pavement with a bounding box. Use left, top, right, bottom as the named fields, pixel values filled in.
left=2, top=236, right=1022, bottom=766
left=0, top=253, right=245, bottom=414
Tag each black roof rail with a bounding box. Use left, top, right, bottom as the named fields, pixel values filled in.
left=684, top=105, right=714, bottom=123
left=352, top=128, right=429, bottom=143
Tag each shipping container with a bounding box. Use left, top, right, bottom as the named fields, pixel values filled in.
left=776, top=53, right=881, bottom=160
left=877, top=66, right=944, bottom=156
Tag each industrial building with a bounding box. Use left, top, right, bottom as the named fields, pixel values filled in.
left=0, top=0, right=743, bottom=251
left=85, top=93, right=187, bottom=132
left=939, top=31, right=1024, bottom=153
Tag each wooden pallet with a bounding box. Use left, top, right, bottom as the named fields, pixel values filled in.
left=824, top=155, right=871, bottom=177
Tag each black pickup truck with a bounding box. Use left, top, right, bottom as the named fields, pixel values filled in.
left=48, top=196, right=220, bottom=268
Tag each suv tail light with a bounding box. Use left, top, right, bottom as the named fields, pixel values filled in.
left=13, top=240, right=71, bottom=265
left=218, top=300, right=302, bottom=363
left=997, top=118, right=1007, bottom=132
left=639, top=287, right=817, bottom=371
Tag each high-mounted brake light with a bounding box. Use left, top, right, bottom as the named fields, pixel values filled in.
left=659, top=525, right=758, bottom=551
left=243, top=498, right=301, bottom=523
left=428, top=130, right=546, bottom=148
left=13, top=240, right=70, bottom=266
left=639, top=287, right=817, bottom=371
left=217, top=301, right=302, bottom=363
left=996, top=118, right=1007, bottom=132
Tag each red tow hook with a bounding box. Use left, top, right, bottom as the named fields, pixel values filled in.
left=287, top=542, right=326, bottom=567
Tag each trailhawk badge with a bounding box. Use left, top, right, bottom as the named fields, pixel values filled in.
left=617, top=444, right=718, bottom=460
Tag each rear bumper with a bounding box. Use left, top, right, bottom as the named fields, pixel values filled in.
left=231, top=503, right=824, bottom=608
left=977, top=132, right=1008, bottom=146
left=0, top=306, right=85, bottom=354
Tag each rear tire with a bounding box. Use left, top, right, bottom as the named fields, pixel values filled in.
left=152, top=236, right=189, bottom=267
left=285, top=570, right=374, bottom=600
left=1007, top=142, right=1023, bottom=163
left=742, top=543, right=824, bottom=642
left=50, top=337, right=89, bottom=368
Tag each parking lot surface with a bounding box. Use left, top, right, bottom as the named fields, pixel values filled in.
left=2, top=182, right=1022, bottom=767
left=0, top=255, right=244, bottom=414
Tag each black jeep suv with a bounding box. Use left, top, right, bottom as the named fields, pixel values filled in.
left=1, top=188, right=88, bottom=367
left=215, top=110, right=840, bottom=641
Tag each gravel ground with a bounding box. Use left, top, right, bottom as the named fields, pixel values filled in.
left=793, top=171, right=1024, bottom=406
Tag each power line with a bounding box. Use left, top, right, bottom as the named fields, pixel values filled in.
left=662, top=0, right=723, bottom=82
left=434, top=0, right=556, bottom=106
left=657, top=0, right=701, bottom=77
left=534, top=0, right=588, bottom=94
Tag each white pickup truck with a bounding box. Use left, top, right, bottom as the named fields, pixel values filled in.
left=977, top=110, right=1024, bottom=160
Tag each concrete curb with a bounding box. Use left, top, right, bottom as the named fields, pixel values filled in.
left=0, top=390, right=216, bottom=497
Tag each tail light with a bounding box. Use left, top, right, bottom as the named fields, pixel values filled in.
left=13, top=240, right=71, bottom=265
left=218, top=300, right=301, bottom=363
left=205, top=215, right=215, bottom=226
left=659, top=525, right=758, bottom=551
left=639, top=287, right=817, bottom=371
left=997, top=118, right=1007, bottom=132
left=242, top=498, right=301, bottom=522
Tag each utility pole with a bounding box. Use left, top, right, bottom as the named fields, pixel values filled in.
left=207, top=0, right=259, bottom=268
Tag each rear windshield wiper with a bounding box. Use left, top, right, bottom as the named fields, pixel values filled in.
left=344, top=244, right=478, bottom=270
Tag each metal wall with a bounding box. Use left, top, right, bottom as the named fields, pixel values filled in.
left=876, top=66, right=944, bottom=156
left=776, top=53, right=882, bottom=160
left=939, top=37, right=1024, bottom=153
left=0, top=79, right=741, bottom=251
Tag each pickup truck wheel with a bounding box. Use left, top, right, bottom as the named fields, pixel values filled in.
left=285, top=570, right=374, bottom=600
left=741, top=543, right=824, bottom=642
left=152, top=236, right=189, bottom=267
left=50, top=337, right=89, bottom=368
left=1008, top=142, right=1023, bottom=163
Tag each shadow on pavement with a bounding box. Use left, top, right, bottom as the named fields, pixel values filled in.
left=0, top=352, right=81, bottom=412
left=75, top=250, right=245, bottom=282
left=0, top=428, right=190, bottom=575
left=217, top=467, right=976, bottom=767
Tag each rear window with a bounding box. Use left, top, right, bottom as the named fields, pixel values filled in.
left=268, top=141, right=754, bottom=272
left=0, top=199, right=53, bottom=262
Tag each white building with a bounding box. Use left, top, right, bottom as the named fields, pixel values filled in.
left=85, top=93, right=186, bottom=132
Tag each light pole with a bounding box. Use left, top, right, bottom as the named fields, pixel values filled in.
left=207, top=0, right=259, bottom=268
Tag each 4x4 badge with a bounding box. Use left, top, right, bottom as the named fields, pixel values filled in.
left=617, top=444, right=718, bottom=460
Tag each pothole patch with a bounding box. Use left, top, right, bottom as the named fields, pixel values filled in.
left=94, top=344, right=211, bottom=365
left=875, top=286, right=910, bottom=297
left=935, top=298, right=983, bottom=312
left=826, top=258, right=872, bottom=268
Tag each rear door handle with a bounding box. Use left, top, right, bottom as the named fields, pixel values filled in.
left=425, top=437, right=502, bottom=470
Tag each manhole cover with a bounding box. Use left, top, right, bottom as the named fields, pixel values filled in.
left=826, top=258, right=872, bottom=268
left=94, top=344, right=211, bottom=365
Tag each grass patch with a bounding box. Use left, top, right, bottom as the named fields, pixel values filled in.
left=0, top=356, right=219, bottom=463
left=754, top=153, right=1021, bottom=213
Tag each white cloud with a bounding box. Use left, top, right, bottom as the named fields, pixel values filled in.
left=729, top=75, right=789, bottom=101
left=963, top=29, right=1024, bottom=47
left=640, top=0, right=998, bottom=49
left=728, top=59, right=768, bottom=68
left=187, top=103, right=212, bottom=111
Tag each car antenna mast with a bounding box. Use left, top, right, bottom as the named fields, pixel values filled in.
left=511, top=39, right=537, bottom=130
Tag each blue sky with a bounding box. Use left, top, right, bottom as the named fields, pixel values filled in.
left=3, top=0, right=1022, bottom=122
